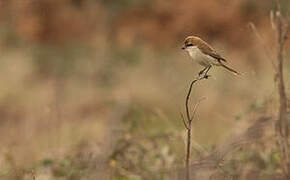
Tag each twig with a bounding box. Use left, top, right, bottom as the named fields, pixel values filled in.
left=273, top=5, right=289, bottom=178
left=190, top=97, right=206, bottom=121
left=181, top=75, right=208, bottom=180
left=180, top=112, right=189, bottom=130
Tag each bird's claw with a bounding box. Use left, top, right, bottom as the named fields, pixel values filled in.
left=204, top=74, right=211, bottom=79
left=198, top=71, right=203, bottom=76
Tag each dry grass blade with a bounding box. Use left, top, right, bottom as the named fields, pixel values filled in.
left=190, top=97, right=206, bottom=121
left=248, top=22, right=277, bottom=71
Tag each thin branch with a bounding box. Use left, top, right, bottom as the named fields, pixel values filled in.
left=282, top=18, right=290, bottom=44
left=276, top=0, right=281, bottom=12
left=185, top=76, right=207, bottom=122
left=183, top=75, right=208, bottom=180
left=190, top=97, right=206, bottom=121
left=180, top=112, right=189, bottom=130
left=271, top=10, right=277, bottom=31
left=272, top=1, right=289, bottom=178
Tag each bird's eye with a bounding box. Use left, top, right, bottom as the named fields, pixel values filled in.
left=186, top=43, right=193, bottom=47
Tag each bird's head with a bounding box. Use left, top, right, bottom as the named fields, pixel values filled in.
left=181, top=36, right=202, bottom=51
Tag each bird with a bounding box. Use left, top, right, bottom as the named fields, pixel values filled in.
left=182, top=35, right=241, bottom=78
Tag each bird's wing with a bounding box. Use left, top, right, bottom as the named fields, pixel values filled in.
left=198, top=40, right=227, bottom=62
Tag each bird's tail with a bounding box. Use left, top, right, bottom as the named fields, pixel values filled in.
left=220, top=63, right=241, bottom=76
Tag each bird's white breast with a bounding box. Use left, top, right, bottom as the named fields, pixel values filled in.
left=186, top=46, right=219, bottom=67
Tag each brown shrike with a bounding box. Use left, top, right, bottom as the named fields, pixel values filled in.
left=182, top=36, right=240, bottom=78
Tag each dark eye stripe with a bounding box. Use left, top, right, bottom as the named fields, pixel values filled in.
left=186, top=43, right=193, bottom=47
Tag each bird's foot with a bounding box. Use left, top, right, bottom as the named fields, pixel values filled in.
left=204, top=74, right=211, bottom=79
left=198, top=71, right=204, bottom=77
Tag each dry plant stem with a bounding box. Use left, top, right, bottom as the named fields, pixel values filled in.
left=181, top=76, right=207, bottom=180
left=248, top=22, right=277, bottom=70
left=273, top=8, right=289, bottom=178
left=276, top=5, right=289, bottom=179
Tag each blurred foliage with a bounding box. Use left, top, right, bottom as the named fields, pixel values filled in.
left=32, top=45, right=78, bottom=78
left=101, top=0, right=147, bottom=15
left=0, top=0, right=287, bottom=48
left=106, top=103, right=182, bottom=179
